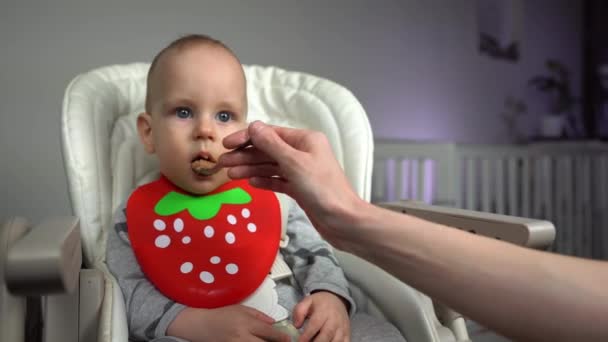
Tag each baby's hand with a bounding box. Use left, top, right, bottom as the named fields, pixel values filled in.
left=293, top=291, right=350, bottom=342
left=167, top=305, right=290, bottom=342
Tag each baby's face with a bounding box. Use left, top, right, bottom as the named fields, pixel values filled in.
left=140, top=44, right=247, bottom=195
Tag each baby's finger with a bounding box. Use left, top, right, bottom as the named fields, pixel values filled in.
left=293, top=296, right=313, bottom=328
left=331, top=328, right=345, bottom=342
left=313, top=319, right=336, bottom=342
left=298, top=315, right=325, bottom=342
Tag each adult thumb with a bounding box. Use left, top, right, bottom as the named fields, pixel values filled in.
left=248, top=121, right=296, bottom=162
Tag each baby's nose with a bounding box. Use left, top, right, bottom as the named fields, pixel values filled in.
left=194, top=118, right=216, bottom=140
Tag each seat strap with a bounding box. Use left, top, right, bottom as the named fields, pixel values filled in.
left=270, top=193, right=293, bottom=281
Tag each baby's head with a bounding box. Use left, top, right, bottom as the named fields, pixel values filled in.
left=137, top=34, right=247, bottom=195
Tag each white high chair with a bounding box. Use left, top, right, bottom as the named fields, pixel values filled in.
left=61, top=63, right=466, bottom=342
left=0, top=63, right=555, bottom=342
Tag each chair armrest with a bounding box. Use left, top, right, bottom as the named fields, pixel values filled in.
left=336, top=250, right=455, bottom=342
left=380, top=201, right=556, bottom=249
left=5, top=217, right=81, bottom=295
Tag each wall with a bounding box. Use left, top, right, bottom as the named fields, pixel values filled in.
left=585, top=0, right=608, bottom=138
left=0, top=0, right=582, bottom=221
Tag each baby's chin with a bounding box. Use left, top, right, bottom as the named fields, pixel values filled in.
left=177, top=183, right=219, bottom=196
left=180, top=172, right=231, bottom=196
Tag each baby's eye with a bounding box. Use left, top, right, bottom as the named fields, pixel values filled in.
left=216, top=111, right=232, bottom=123
left=175, top=107, right=193, bottom=119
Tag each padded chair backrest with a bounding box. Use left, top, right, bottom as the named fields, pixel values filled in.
left=61, top=63, right=373, bottom=266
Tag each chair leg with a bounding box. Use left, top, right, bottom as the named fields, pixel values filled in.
left=78, top=269, right=104, bottom=342
left=44, top=288, right=79, bottom=342
left=43, top=269, right=104, bottom=342
left=25, top=296, right=43, bottom=342
left=1, top=217, right=30, bottom=342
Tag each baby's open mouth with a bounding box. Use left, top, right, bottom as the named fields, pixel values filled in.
left=191, top=153, right=220, bottom=176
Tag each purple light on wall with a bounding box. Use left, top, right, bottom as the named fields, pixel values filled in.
left=424, top=160, right=436, bottom=204
left=379, top=158, right=437, bottom=204
left=384, top=158, right=396, bottom=201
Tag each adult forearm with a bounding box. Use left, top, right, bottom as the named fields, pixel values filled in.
left=342, top=203, right=608, bottom=341
left=221, top=122, right=608, bottom=339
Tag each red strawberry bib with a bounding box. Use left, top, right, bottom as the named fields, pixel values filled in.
left=126, top=175, right=282, bottom=308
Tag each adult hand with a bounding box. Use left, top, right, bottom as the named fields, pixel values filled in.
left=221, top=123, right=608, bottom=342
left=220, top=121, right=364, bottom=246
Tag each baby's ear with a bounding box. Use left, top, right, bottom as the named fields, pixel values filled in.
left=136, top=112, right=155, bottom=154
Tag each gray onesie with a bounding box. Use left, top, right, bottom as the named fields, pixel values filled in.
left=106, top=194, right=405, bottom=342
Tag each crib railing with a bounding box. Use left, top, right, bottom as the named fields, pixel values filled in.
left=373, top=140, right=608, bottom=259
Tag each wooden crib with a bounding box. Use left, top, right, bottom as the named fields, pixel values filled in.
left=372, top=140, right=608, bottom=259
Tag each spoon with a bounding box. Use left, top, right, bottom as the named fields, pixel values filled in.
left=192, top=139, right=252, bottom=176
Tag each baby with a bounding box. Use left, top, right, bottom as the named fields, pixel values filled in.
left=106, top=34, right=405, bottom=342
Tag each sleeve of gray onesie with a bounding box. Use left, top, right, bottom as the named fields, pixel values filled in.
left=281, top=197, right=357, bottom=316
left=106, top=203, right=187, bottom=341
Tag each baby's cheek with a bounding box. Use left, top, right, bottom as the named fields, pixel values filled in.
left=215, top=169, right=231, bottom=183
left=230, top=121, right=247, bottom=133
